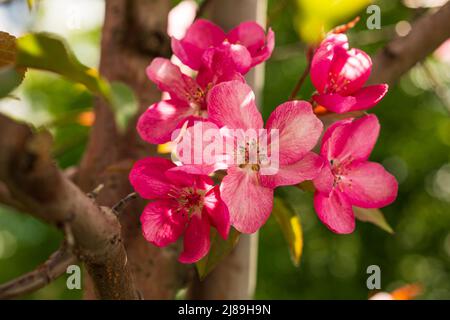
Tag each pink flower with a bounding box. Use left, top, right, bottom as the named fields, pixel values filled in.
left=313, top=115, right=398, bottom=234
left=177, top=81, right=324, bottom=233
left=311, top=34, right=388, bottom=113
left=129, top=157, right=230, bottom=263
left=171, top=19, right=275, bottom=73
left=137, top=58, right=243, bottom=144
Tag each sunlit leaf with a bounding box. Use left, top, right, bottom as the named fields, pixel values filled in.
left=16, top=33, right=110, bottom=98
left=295, top=0, right=371, bottom=44
left=354, top=207, right=394, bottom=234
left=196, top=228, right=240, bottom=280
left=15, top=33, right=138, bottom=132
left=272, top=197, right=304, bottom=267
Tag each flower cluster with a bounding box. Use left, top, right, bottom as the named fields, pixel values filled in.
left=130, top=19, right=398, bottom=263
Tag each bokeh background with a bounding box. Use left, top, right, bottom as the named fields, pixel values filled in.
left=0, top=0, right=449, bottom=299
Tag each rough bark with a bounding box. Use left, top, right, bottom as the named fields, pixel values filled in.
left=77, top=0, right=188, bottom=299
left=0, top=114, right=138, bottom=300
left=188, top=0, right=267, bottom=300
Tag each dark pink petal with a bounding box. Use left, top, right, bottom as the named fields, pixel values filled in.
left=312, top=162, right=334, bottom=195
left=140, top=200, right=186, bottom=246
left=314, top=190, right=355, bottom=234
left=265, top=100, right=322, bottom=164
left=221, top=167, right=273, bottom=234
left=165, top=166, right=214, bottom=190
left=320, top=118, right=353, bottom=159
left=342, top=161, right=398, bottom=208
left=313, top=93, right=356, bottom=113
left=250, top=28, right=275, bottom=66
left=351, top=84, right=389, bottom=111
left=129, top=157, right=175, bottom=199
left=171, top=19, right=226, bottom=70
left=146, top=58, right=200, bottom=104
left=137, top=100, right=194, bottom=144
left=207, top=81, right=263, bottom=130
left=333, top=114, right=380, bottom=162
left=200, top=42, right=252, bottom=76
left=203, top=185, right=230, bottom=239
left=228, top=22, right=274, bottom=66
left=328, top=46, right=372, bottom=95
left=179, top=213, right=211, bottom=263
left=260, top=152, right=323, bottom=188
left=310, top=33, right=349, bottom=93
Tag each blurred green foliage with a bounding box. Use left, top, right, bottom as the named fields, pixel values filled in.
left=0, top=0, right=449, bottom=300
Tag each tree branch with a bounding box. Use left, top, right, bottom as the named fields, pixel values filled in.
left=77, top=0, right=188, bottom=299
left=0, top=245, right=76, bottom=300
left=0, top=114, right=138, bottom=300
left=369, top=2, right=450, bottom=85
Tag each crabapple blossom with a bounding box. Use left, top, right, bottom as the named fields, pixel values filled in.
left=174, top=81, right=324, bottom=233
left=137, top=57, right=244, bottom=144
left=129, top=157, right=230, bottom=263
left=313, top=115, right=398, bottom=234
left=311, top=33, right=388, bottom=113
left=171, top=19, right=275, bottom=73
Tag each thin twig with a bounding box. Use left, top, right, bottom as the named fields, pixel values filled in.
left=289, top=46, right=314, bottom=100
left=87, top=183, right=104, bottom=199
left=0, top=245, right=76, bottom=299
left=112, top=192, right=138, bottom=216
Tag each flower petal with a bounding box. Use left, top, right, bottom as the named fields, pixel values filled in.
left=351, top=84, right=389, bottom=111
left=171, top=19, right=226, bottom=70
left=221, top=167, right=273, bottom=234
left=178, top=213, right=211, bottom=263
left=310, top=33, right=349, bottom=93
left=146, top=58, right=199, bottom=104
left=265, top=100, right=323, bottom=164
left=329, top=46, right=372, bottom=95
left=314, top=190, right=355, bottom=234
left=203, top=185, right=230, bottom=239
left=140, top=200, right=186, bottom=247
left=129, top=157, right=175, bottom=199
left=260, top=152, right=324, bottom=188
left=332, top=114, right=380, bottom=162
left=227, top=22, right=274, bottom=66
left=312, top=162, right=334, bottom=195
left=313, top=93, right=356, bottom=113
left=207, top=80, right=263, bottom=130
left=342, top=161, right=398, bottom=208
left=137, top=100, right=194, bottom=144
left=200, top=42, right=252, bottom=75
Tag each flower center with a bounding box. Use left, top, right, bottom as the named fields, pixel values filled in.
left=237, top=139, right=268, bottom=171
left=170, top=187, right=205, bottom=218
left=330, top=158, right=352, bottom=191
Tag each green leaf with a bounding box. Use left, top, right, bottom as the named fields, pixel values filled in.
left=354, top=207, right=394, bottom=234
left=16, top=33, right=110, bottom=98
left=0, top=67, right=24, bottom=98
left=0, top=31, right=26, bottom=98
left=110, top=82, right=139, bottom=133
left=272, top=197, right=304, bottom=267
left=15, top=33, right=138, bottom=132
left=196, top=228, right=240, bottom=280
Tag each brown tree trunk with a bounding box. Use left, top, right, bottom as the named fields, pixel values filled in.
left=77, top=0, right=189, bottom=299
left=188, top=0, right=267, bottom=300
